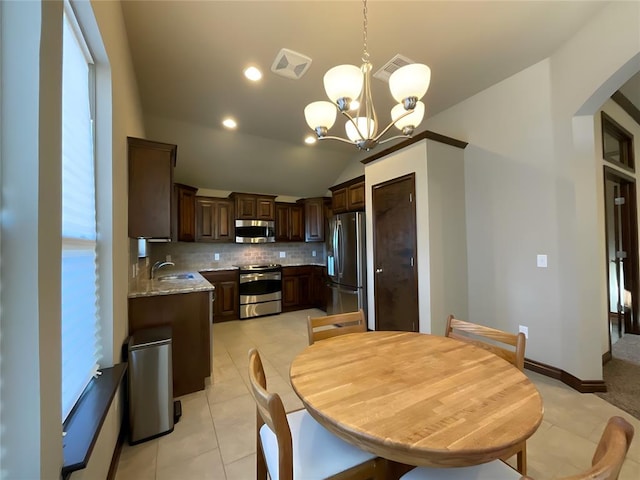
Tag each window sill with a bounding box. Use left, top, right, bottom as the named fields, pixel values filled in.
left=62, top=363, right=127, bottom=479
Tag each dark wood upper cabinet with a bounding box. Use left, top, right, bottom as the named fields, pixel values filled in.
left=195, top=196, right=234, bottom=242
left=128, top=137, right=176, bottom=238
left=174, top=183, right=197, bottom=242
left=331, top=188, right=348, bottom=213
left=348, top=180, right=365, bottom=210
left=330, top=176, right=365, bottom=214
left=230, top=192, right=276, bottom=220
left=276, top=203, right=304, bottom=242
left=302, top=197, right=328, bottom=242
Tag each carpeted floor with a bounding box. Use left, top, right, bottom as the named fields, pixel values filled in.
left=596, top=333, right=640, bottom=419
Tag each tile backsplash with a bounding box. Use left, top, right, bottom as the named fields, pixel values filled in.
left=135, top=241, right=325, bottom=278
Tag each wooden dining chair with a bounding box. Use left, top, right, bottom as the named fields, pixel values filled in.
left=247, top=348, right=382, bottom=480
left=307, top=308, right=367, bottom=345
left=399, top=415, right=634, bottom=480
left=445, top=314, right=527, bottom=473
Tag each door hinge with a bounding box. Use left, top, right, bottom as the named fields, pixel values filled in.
left=616, top=250, right=627, bottom=259
left=614, top=197, right=625, bottom=205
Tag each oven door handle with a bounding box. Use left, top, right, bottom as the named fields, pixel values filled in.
left=240, top=272, right=281, bottom=283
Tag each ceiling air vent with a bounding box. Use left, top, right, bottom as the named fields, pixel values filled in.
left=271, top=48, right=312, bottom=80
left=373, top=54, right=415, bottom=82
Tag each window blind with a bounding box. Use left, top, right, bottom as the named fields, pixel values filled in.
left=61, top=7, right=101, bottom=421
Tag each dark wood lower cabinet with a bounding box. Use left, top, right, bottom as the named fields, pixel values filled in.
left=199, top=270, right=239, bottom=322
left=283, top=266, right=327, bottom=312
left=128, top=291, right=211, bottom=398
left=311, top=266, right=328, bottom=311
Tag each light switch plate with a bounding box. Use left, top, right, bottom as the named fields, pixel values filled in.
left=312, top=250, right=316, bottom=257
left=279, top=252, right=286, bottom=258
left=519, top=325, right=529, bottom=339
left=536, top=254, right=547, bottom=268
left=214, top=253, right=220, bottom=261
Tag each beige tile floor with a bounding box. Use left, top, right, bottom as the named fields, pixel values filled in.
left=115, top=308, right=640, bottom=480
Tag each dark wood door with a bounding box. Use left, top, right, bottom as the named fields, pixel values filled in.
left=372, top=173, right=419, bottom=332
left=604, top=167, right=640, bottom=344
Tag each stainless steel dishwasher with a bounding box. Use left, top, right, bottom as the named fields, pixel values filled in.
left=128, top=326, right=175, bottom=444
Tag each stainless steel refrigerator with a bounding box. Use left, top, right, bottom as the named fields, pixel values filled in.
left=326, top=211, right=367, bottom=316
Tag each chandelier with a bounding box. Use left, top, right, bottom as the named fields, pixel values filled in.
left=303, top=0, right=431, bottom=151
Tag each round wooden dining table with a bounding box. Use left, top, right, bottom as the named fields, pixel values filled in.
left=289, top=331, right=544, bottom=468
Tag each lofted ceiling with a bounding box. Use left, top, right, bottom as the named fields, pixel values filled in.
left=120, top=0, right=624, bottom=198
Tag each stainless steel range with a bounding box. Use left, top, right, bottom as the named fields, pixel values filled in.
left=238, top=264, right=282, bottom=319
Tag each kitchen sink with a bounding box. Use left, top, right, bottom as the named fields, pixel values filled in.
left=157, top=273, right=196, bottom=281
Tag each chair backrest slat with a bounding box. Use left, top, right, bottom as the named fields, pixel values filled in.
left=307, top=309, right=367, bottom=345
left=445, top=315, right=526, bottom=371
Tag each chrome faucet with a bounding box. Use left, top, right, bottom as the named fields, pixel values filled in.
left=150, top=261, right=175, bottom=279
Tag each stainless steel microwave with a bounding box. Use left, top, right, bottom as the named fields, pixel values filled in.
left=235, top=219, right=275, bottom=243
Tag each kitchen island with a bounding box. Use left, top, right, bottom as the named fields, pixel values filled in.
left=128, top=272, right=214, bottom=397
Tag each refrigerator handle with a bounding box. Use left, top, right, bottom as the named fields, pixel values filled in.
left=337, top=219, right=344, bottom=278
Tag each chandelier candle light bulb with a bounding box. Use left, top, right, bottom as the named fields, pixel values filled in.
left=303, top=0, right=431, bottom=151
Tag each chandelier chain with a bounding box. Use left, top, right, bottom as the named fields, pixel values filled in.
left=362, top=0, right=369, bottom=63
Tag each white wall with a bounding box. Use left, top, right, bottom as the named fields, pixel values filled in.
left=426, top=140, right=468, bottom=336
left=144, top=114, right=351, bottom=198
left=424, top=1, right=640, bottom=380
left=1, top=1, right=63, bottom=477
left=0, top=0, right=144, bottom=477
left=364, top=139, right=467, bottom=334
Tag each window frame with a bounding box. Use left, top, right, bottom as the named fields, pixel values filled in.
left=60, top=0, right=101, bottom=423
left=601, top=111, right=635, bottom=172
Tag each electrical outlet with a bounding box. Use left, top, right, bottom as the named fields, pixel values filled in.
left=279, top=251, right=286, bottom=258
left=312, top=250, right=317, bottom=257
left=214, top=253, right=220, bottom=261
left=519, top=325, right=529, bottom=339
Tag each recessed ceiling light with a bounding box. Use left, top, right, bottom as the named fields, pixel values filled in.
left=222, top=118, right=237, bottom=129
left=305, top=136, right=316, bottom=145
left=244, top=66, right=262, bottom=81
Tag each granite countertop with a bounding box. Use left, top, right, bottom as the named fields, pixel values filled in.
left=198, top=266, right=240, bottom=273
left=128, top=263, right=326, bottom=298
left=128, top=271, right=215, bottom=298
